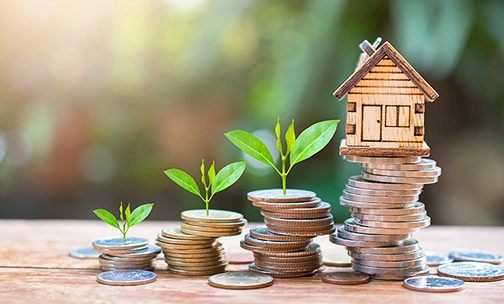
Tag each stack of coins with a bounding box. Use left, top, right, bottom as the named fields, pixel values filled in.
left=92, top=237, right=160, bottom=271
left=241, top=189, right=335, bottom=278
left=156, top=209, right=247, bottom=276
left=330, top=156, right=442, bottom=280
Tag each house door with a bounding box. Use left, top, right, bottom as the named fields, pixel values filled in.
left=362, top=105, right=382, bottom=141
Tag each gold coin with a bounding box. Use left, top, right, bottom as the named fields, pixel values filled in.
left=156, top=234, right=216, bottom=245
left=252, top=198, right=321, bottom=210
left=180, top=227, right=242, bottom=237
left=180, top=222, right=243, bottom=233
left=208, top=271, right=274, bottom=290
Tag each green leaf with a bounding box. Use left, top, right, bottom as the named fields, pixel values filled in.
left=119, top=202, right=124, bottom=222
left=164, top=168, right=201, bottom=197
left=125, top=203, right=131, bottom=221
left=286, top=119, right=296, bottom=153
left=212, top=161, right=247, bottom=194
left=290, top=120, right=339, bottom=167
left=208, top=161, right=216, bottom=186
left=200, top=159, right=206, bottom=187
left=275, top=117, right=283, bottom=154
left=93, top=209, right=120, bottom=229
left=129, top=203, right=154, bottom=227
left=225, top=130, right=276, bottom=168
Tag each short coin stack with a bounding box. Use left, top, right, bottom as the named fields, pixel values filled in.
left=330, top=156, right=442, bottom=280
left=156, top=209, right=247, bottom=276
left=241, top=189, right=335, bottom=278
left=92, top=237, right=160, bottom=271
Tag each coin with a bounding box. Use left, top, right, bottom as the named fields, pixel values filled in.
left=181, top=209, right=244, bottom=223
left=365, top=158, right=436, bottom=171
left=349, top=202, right=425, bottom=216
left=340, top=196, right=415, bottom=209
left=437, top=262, right=504, bottom=282
left=249, top=263, right=320, bottom=278
left=424, top=251, right=453, bottom=267
left=348, top=176, right=423, bottom=191
left=96, top=270, right=157, bottom=286
left=348, top=238, right=420, bottom=255
left=365, top=166, right=441, bottom=178
left=353, top=263, right=429, bottom=281
left=449, top=248, right=503, bottom=265
left=352, top=211, right=427, bottom=222
left=345, top=155, right=421, bottom=164
left=323, top=250, right=352, bottom=267
left=68, top=247, right=100, bottom=259
left=362, top=172, right=438, bottom=184
left=249, top=225, right=309, bottom=242
left=260, top=201, right=331, bottom=215
left=330, top=233, right=404, bottom=248
left=244, top=234, right=311, bottom=250
left=161, top=227, right=213, bottom=241
left=247, top=189, right=317, bottom=202
left=208, top=271, right=274, bottom=289
left=403, top=276, right=465, bottom=293
left=321, top=271, right=370, bottom=285
left=343, top=190, right=419, bottom=203
left=261, top=209, right=330, bottom=219
left=92, top=237, right=149, bottom=251
left=354, top=216, right=430, bottom=229
left=350, top=249, right=424, bottom=261
left=252, top=199, right=321, bottom=210
left=263, top=215, right=334, bottom=227
left=345, top=184, right=422, bottom=197
left=337, top=225, right=410, bottom=242
left=353, top=256, right=426, bottom=268
left=344, top=218, right=419, bottom=235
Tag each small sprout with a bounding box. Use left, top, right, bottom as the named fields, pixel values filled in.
left=164, top=160, right=247, bottom=216
left=93, top=202, right=154, bottom=243
left=225, top=117, right=339, bottom=195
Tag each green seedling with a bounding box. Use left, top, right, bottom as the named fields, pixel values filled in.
left=93, top=202, right=154, bottom=243
left=225, top=117, right=339, bottom=195
left=164, top=159, right=247, bottom=216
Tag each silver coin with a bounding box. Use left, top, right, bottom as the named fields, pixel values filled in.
left=350, top=249, right=424, bottom=261
left=437, top=262, right=504, bottom=282
left=349, top=202, right=425, bottom=216
left=449, top=248, right=503, bottom=265
left=352, top=211, right=427, bottom=222
left=353, top=263, right=429, bottom=280
left=424, top=251, right=453, bottom=267
left=93, top=237, right=149, bottom=251
left=345, top=184, right=422, bottom=197
left=348, top=176, right=423, bottom=191
left=343, top=190, right=419, bottom=203
left=403, top=276, right=465, bottom=293
left=247, top=189, right=317, bottom=202
left=348, top=238, right=420, bottom=255
left=365, top=158, right=436, bottom=171
left=345, top=218, right=419, bottom=235
left=340, top=196, right=415, bottom=209
left=330, top=233, right=404, bottom=248
left=352, top=256, right=426, bottom=268
left=354, top=216, right=431, bottom=229
left=337, top=225, right=410, bottom=242
left=96, top=270, right=157, bottom=286
left=365, top=166, right=441, bottom=178
left=68, top=247, right=100, bottom=259
left=362, top=172, right=438, bottom=185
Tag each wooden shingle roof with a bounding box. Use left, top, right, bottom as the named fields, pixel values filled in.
left=333, top=41, right=439, bottom=102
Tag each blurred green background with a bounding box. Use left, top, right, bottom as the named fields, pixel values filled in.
left=0, top=0, right=503, bottom=225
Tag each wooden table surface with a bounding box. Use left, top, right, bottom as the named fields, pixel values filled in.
left=0, top=220, right=503, bottom=303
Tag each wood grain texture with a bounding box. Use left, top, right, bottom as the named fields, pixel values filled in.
left=339, top=139, right=430, bottom=157
left=1, top=220, right=503, bottom=303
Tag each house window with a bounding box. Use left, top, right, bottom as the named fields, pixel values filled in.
left=385, top=106, right=410, bottom=127
left=414, top=126, right=424, bottom=136
left=347, top=102, right=356, bottom=112
left=415, top=103, right=425, bottom=114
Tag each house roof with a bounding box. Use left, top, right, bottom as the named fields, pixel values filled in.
left=333, top=41, right=439, bottom=102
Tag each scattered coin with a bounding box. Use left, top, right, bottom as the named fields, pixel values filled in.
left=437, top=262, right=504, bottom=282
left=403, top=276, right=465, bottom=293
left=208, top=271, right=274, bottom=289
left=96, top=270, right=157, bottom=286
left=449, top=248, right=503, bottom=265
left=68, top=247, right=100, bottom=259
left=424, top=251, right=453, bottom=267
left=321, top=271, right=370, bottom=285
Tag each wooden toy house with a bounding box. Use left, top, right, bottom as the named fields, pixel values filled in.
left=334, top=40, right=439, bottom=157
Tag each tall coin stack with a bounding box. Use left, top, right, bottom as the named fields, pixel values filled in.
left=241, top=189, right=335, bottom=278
left=92, top=237, right=161, bottom=271
left=330, top=155, right=441, bottom=280
left=156, top=209, right=247, bottom=276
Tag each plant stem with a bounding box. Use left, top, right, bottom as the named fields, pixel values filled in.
left=281, top=155, right=287, bottom=195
